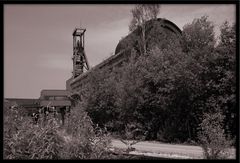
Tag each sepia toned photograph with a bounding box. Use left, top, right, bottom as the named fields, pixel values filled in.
left=3, top=2, right=237, bottom=160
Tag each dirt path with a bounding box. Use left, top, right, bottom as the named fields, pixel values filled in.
left=111, top=139, right=236, bottom=159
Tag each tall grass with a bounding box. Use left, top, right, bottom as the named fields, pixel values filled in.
left=4, top=105, right=110, bottom=159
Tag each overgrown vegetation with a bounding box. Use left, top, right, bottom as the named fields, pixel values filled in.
left=3, top=104, right=110, bottom=159
left=4, top=5, right=236, bottom=159
left=80, top=15, right=236, bottom=159
left=197, top=112, right=233, bottom=159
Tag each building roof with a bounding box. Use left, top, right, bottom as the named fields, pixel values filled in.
left=5, top=98, right=39, bottom=107
left=40, top=90, right=70, bottom=96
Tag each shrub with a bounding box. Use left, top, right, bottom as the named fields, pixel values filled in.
left=119, top=123, right=147, bottom=153
left=61, top=106, right=111, bottom=159
left=197, top=111, right=233, bottom=159
left=4, top=107, right=64, bottom=159
left=4, top=104, right=111, bottom=159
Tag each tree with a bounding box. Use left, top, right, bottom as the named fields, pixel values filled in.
left=80, top=15, right=236, bottom=146
left=82, top=68, right=118, bottom=129
left=197, top=112, right=232, bottom=159
left=180, top=17, right=236, bottom=145
left=129, top=4, right=160, bottom=55
left=181, top=15, right=215, bottom=55
left=213, top=21, right=236, bottom=139
left=180, top=16, right=218, bottom=141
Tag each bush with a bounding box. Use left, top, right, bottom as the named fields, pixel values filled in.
left=4, top=107, right=64, bottom=159
left=61, top=106, right=111, bottom=159
left=197, top=112, right=233, bottom=159
left=4, top=104, right=111, bottom=159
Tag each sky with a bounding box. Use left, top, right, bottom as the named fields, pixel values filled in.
left=4, top=4, right=236, bottom=99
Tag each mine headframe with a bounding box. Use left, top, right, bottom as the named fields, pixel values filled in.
left=72, top=28, right=89, bottom=78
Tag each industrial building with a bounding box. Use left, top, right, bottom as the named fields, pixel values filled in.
left=66, top=18, right=182, bottom=98
left=5, top=90, right=71, bottom=125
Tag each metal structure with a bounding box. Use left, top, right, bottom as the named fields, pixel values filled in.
left=72, top=28, right=89, bottom=78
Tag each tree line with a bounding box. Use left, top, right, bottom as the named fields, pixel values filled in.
left=80, top=15, right=236, bottom=145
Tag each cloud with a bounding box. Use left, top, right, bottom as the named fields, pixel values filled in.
left=84, top=17, right=130, bottom=66
left=37, top=53, right=72, bottom=70
left=160, top=4, right=235, bottom=30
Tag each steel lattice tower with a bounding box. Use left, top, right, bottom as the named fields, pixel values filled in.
left=72, top=28, right=89, bottom=78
